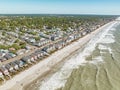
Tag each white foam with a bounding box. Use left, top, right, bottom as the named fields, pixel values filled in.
left=96, top=25, right=116, bottom=44
left=110, top=28, right=116, bottom=31
left=98, top=44, right=107, bottom=50
left=99, top=36, right=115, bottom=44
left=39, top=55, right=87, bottom=90
left=116, top=17, right=120, bottom=20
left=107, top=47, right=113, bottom=54
left=39, top=21, right=117, bottom=90
left=88, top=56, right=103, bottom=64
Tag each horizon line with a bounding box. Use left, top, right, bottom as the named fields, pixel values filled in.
left=0, top=13, right=119, bottom=16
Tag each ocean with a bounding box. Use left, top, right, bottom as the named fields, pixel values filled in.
left=26, top=20, right=120, bottom=90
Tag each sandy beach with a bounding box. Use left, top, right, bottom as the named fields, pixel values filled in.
left=0, top=21, right=116, bottom=90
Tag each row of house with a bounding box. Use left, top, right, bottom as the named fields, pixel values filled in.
left=0, top=38, right=69, bottom=80
left=0, top=49, right=47, bottom=80
left=0, top=46, right=31, bottom=62
left=41, top=29, right=88, bottom=53
left=0, top=50, right=16, bottom=62
left=42, top=44, right=56, bottom=53
left=33, top=39, right=51, bottom=47
left=21, top=34, right=52, bottom=47
left=0, top=25, right=99, bottom=81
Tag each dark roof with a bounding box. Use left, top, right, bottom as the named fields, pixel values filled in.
left=0, top=66, right=7, bottom=71
left=42, top=47, right=49, bottom=51
left=14, top=60, right=25, bottom=66
left=9, top=62, right=18, bottom=67
left=5, top=64, right=13, bottom=70
left=21, top=56, right=30, bottom=61
left=4, top=54, right=12, bottom=60
left=21, top=56, right=31, bottom=63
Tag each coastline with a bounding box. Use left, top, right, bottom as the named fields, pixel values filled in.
left=24, top=40, right=87, bottom=90
left=0, top=21, right=116, bottom=90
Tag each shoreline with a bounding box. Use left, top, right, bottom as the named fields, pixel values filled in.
left=0, top=21, right=116, bottom=90
left=24, top=40, right=87, bottom=90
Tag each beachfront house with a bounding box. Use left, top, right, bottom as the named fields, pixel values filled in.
left=40, top=52, right=46, bottom=59
left=48, top=44, right=56, bottom=52
left=29, top=55, right=36, bottom=63
left=32, top=53, right=38, bottom=60
left=55, top=44, right=62, bottom=50
left=85, top=29, right=91, bottom=33
left=62, top=40, right=67, bottom=46
left=42, top=47, right=49, bottom=53
left=66, top=38, right=72, bottom=43
left=39, top=51, right=46, bottom=57
left=42, top=45, right=54, bottom=53
left=0, top=71, right=4, bottom=79
left=73, top=33, right=82, bottom=40
left=0, top=66, right=10, bottom=76
left=5, top=64, right=14, bottom=73
left=21, top=56, right=31, bottom=64
left=35, top=50, right=47, bottom=57
left=55, top=43, right=63, bottom=49
left=70, top=35, right=75, bottom=41
left=81, top=31, right=87, bottom=36
left=34, top=52, right=41, bottom=59
left=9, top=62, right=19, bottom=70
left=14, top=60, right=25, bottom=68
left=78, top=33, right=82, bottom=38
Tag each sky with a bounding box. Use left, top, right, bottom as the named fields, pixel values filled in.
left=0, top=0, right=120, bottom=15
